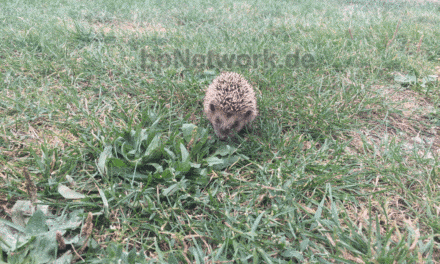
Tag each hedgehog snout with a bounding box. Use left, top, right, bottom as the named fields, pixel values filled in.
left=215, top=129, right=229, bottom=141
left=219, top=127, right=230, bottom=136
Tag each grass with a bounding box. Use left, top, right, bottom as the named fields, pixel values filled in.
left=1, top=0, right=440, bottom=263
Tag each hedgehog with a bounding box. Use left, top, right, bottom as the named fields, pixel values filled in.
left=203, top=72, right=258, bottom=140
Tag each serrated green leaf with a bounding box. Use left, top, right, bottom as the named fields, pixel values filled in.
left=25, top=210, right=48, bottom=235
left=98, top=189, right=109, bottom=218
left=154, top=238, right=165, bottom=262
left=127, top=247, right=137, bottom=264
left=55, top=250, right=73, bottom=263
left=164, top=147, right=176, bottom=160
left=328, top=184, right=339, bottom=227
left=162, top=179, right=188, bottom=196
left=160, top=168, right=173, bottom=180
left=32, top=233, right=58, bottom=263
left=205, top=156, right=224, bottom=166
left=147, top=163, right=163, bottom=173
left=0, top=221, right=26, bottom=252
left=314, top=195, right=325, bottom=221
left=394, top=74, right=416, bottom=84
left=199, top=168, right=208, bottom=177
left=167, top=253, right=179, bottom=264
left=182, top=124, right=197, bottom=142
left=180, top=143, right=189, bottom=162
left=257, top=247, right=273, bottom=264
left=11, top=200, right=36, bottom=227
left=281, top=249, right=303, bottom=260
left=97, top=145, right=112, bottom=176
left=300, top=239, right=309, bottom=251
left=190, top=162, right=201, bottom=168
left=110, top=158, right=127, bottom=168
left=49, top=209, right=83, bottom=231
left=203, top=70, right=217, bottom=76
left=249, top=211, right=265, bottom=239
left=58, top=184, right=86, bottom=199
left=144, top=133, right=161, bottom=157
left=213, top=145, right=236, bottom=156
left=177, top=160, right=191, bottom=172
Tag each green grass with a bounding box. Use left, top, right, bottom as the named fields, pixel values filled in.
left=1, top=0, right=440, bottom=263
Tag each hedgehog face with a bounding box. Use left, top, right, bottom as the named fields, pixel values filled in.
left=203, top=72, right=258, bottom=140
left=207, top=103, right=254, bottom=140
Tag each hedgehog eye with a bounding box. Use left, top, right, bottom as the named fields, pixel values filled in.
left=226, top=113, right=233, bottom=118
left=210, top=104, right=215, bottom=112
left=244, top=110, right=252, bottom=118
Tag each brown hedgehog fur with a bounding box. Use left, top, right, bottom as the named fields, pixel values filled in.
left=203, top=72, right=258, bottom=140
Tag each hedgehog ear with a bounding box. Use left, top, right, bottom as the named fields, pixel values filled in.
left=210, top=103, right=216, bottom=112
left=244, top=110, right=252, bottom=118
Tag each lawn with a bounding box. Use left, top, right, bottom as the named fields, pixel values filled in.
left=1, top=0, right=440, bottom=263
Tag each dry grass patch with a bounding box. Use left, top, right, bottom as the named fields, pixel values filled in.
left=92, top=21, right=171, bottom=36
left=347, top=84, right=440, bottom=157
